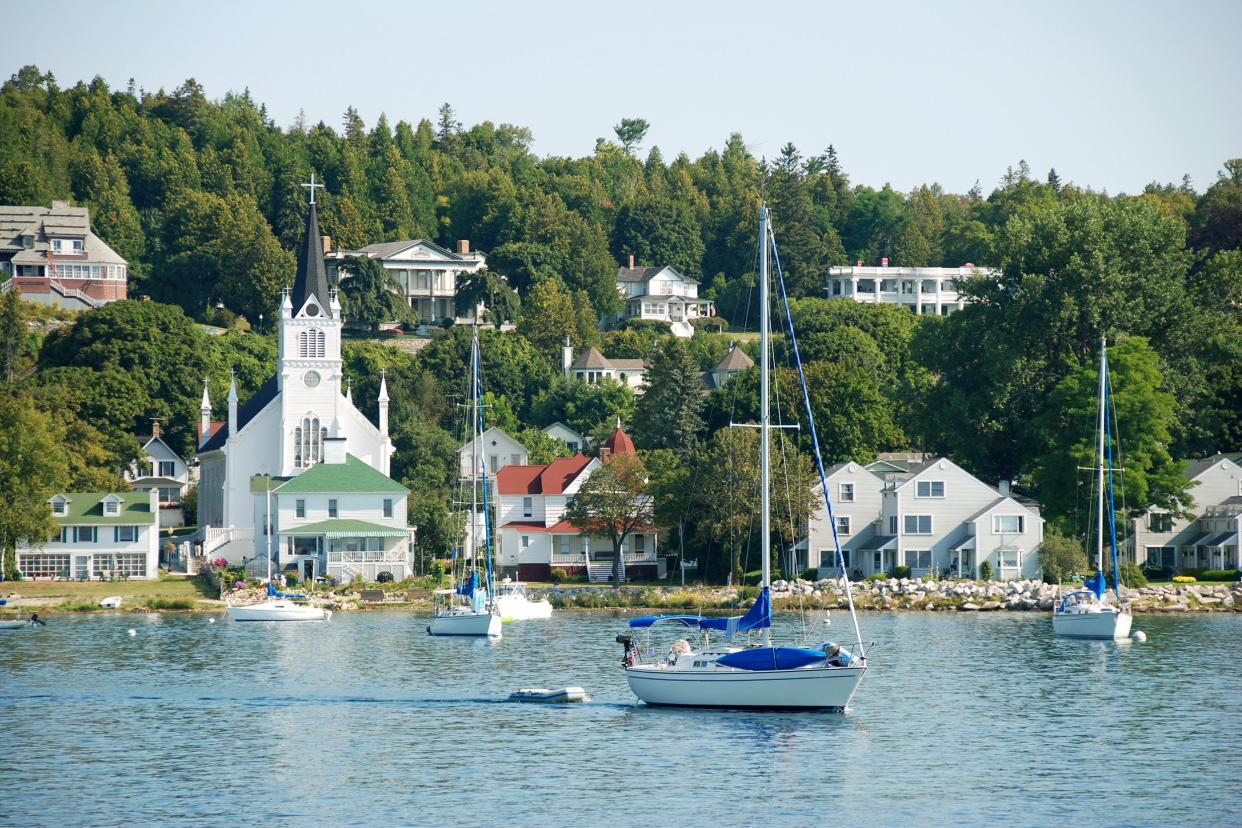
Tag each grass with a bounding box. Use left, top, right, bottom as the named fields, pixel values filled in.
left=3, top=575, right=218, bottom=602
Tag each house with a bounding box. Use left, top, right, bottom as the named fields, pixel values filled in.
left=458, top=426, right=528, bottom=481
left=0, top=201, right=128, bottom=309
left=1124, top=454, right=1242, bottom=571
left=124, top=420, right=192, bottom=527
left=561, top=340, right=647, bottom=392
left=326, top=238, right=486, bottom=326
left=17, top=491, right=160, bottom=580
left=806, top=457, right=1044, bottom=580
left=495, top=427, right=658, bottom=582
left=826, top=264, right=997, bottom=316
left=543, top=422, right=586, bottom=453
left=616, top=258, right=714, bottom=337
left=704, top=343, right=754, bottom=388
left=195, top=186, right=410, bottom=580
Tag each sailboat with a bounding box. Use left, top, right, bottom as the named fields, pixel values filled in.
left=616, top=207, right=868, bottom=710
left=227, top=482, right=331, bottom=622
left=1052, top=337, right=1133, bottom=640
left=427, top=326, right=502, bottom=638
left=491, top=576, right=553, bottom=621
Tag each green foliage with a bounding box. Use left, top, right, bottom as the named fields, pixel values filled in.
left=337, top=255, right=414, bottom=333
left=1117, top=562, right=1148, bottom=589
left=979, top=560, right=993, bottom=581
left=0, top=394, right=68, bottom=577
left=531, top=377, right=634, bottom=443
left=549, top=568, right=568, bottom=584
left=1038, top=529, right=1088, bottom=584
left=454, top=269, right=519, bottom=328
left=891, top=565, right=912, bottom=580
left=632, top=338, right=705, bottom=454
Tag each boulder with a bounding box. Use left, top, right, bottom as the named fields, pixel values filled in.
left=981, top=600, right=1002, bottom=611
left=960, top=602, right=981, bottom=611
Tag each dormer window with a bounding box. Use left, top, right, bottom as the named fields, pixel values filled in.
left=21, top=234, right=33, bottom=248
left=51, top=499, right=68, bottom=516
left=104, top=500, right=120, bottom=516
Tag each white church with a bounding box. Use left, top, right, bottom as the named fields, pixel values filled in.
left=196, top=182, right=413, bottom=583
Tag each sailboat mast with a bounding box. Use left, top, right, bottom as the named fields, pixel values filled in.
left=470, top=325, right=481, bottom=567
left=1096, top=336, right=1107, bottom=575
left=759, top=207, right=771, bottom=596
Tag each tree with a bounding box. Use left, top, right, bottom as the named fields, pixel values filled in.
left=1039, top=528, right=1087, bottom=584
left=632, top=338, right=705, bottom=453
left=1189, top=159, right=1242, bottom=255
left=612, top=196, right=705, bottom=278
left=613, top=118, right=650, bottom=156
left=0, top=286, right=36, bottom=385
left=0, top=395, right=69, bottom=577
left=517, top=279, right=599, bottom=366
left=336, top=255, right=414, bottom=333
left=565, top=451, right=653, bottom=587
left=531, top=377, right=635, bottom=441
left=454, top=268, right=519, bottom=328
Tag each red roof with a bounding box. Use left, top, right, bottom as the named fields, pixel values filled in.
left=602, top=427, right=636, bottom=456
left=496, top=453, right=593, bottom=496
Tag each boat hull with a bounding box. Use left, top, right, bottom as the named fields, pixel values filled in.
left=0, top=619, right=32, bottom=630
left=227, top=601, right=331, bottom=622
left=625, top=664, right=866, bottom=710
left=427, top=611, right=502, bottom=637
left=493, top=595, right=553, bottom=621
left=1052, top=609, right=1132, bottom=639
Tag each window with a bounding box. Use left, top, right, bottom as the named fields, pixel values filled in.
left=916, top=481, right=945, bottom=498
left=158, top=487, right=180, bottom=506
left=839, top=482, right=855, bottom=502
left=296, top=499, right=306, bottom=519
left=888, top=516, right=898, bottom=536
left=115, top=526, right=137, bottom=543
left=873, top=551, right=882, bottom=571
left=52, top=500, right=67, bottom=516
left=904, top=515, right=932, bottom=535
left=383, top=499, right=393, bottom=518
left=74, top=526, right=97, bottom=543
left=158, top=461, right=176, bottom=477
left=104, top=500, right=120, bottom=516
left=836, top=516, right=851, bottom=535
left=992, top=515, right=1025, bottom=534
left=999, top=548, right=1021, bottom=569
left=567, top=441, right=578, bottom=452
left=1148, top=513, right=1173, bottom=533
left=634, top=535, right=645, bottom=553
left=18, top=553, right=69, bottom=578
left=511, top=454, right=521, bottom=465
left=57, top=528, right=70, bottom=543
left=555, top=535, right=571, bottom=556
left=328, top=499, right=338, bottom=518
left=523, top=497, right=533, bottom=518
left=1146, top=546, right=1176, bottom=568
left=489, top=455, right=499, bottom=472
left=297, top=328, right=326, bottom=358
left=95, top=553, right=146, bottom=578
left=904, top=549, right=932, bottom=569
left=294, top=415, right=323, bottom=468
left=521, top=535, right=530, bottom=549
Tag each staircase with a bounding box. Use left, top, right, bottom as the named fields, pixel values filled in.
left=587, top=562, right=625, bottom=583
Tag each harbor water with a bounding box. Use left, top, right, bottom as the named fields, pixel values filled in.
left=1, top=611, right=1239, bottom=827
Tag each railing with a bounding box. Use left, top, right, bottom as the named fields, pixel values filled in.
left=200, top=525, right=235, bottom=557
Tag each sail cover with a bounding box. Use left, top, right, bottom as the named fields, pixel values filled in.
left=267, top=582, right=307, bottom=599
left=716, top=646, right=826, bottom=671
left=456, top=571, right=478, bottom=597
left=1083, top=570, right=1106, bottom=599
left=628, top=614, right=706, bottom=628
left=699, top=587, right=772, bottom=638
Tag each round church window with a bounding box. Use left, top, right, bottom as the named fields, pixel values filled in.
left=304, top=370, right=322, bottom=388
left=305, top=303, right=320, bottom=317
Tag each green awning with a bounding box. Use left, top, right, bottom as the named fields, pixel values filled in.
left=283, top=519, right=410, bottom=538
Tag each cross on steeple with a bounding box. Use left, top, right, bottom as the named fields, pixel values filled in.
left=301, top=172, right=325, bottom=205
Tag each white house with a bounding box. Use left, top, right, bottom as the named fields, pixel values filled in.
left=17, top=491, right=160, bottom=580
left=826, top=264, right=997, bottom=316
left=458, top=426, right=528, bottom=481
left=807, top=457, right=1044, bottom=580
left=124, top=421, right=192, bottom=527
left=0, top=200, right=128, bottom=310
left=495, top=427, right=658, bottom=582
left=616, top=259, right=714, bottom=337
left=543, top=422, right=586, bottom=453
left=561, top=340, right=647, bottom=392
left=326, top=238, right=486, bottom=326
left=1124, top=454, right=1242, bottom=571
left=195, top=188, right=407, bottom=576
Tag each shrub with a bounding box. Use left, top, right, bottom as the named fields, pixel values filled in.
left=1117, top=562, right=1148, bottom=588
left=979, top=561, right=994, bottom=581
left=800, top=568, right=818, bottom=581
left=891, top=565, right=912, bottom=579
left=1142, top=565, right=1172, bottom=581
left=1040, top=529, right=1088, bottom=584
left=147, top=597, right=195, bottom=610
left=691, top=316, right=728, bottom=333
left=376, top=571, right=394, bottom=583
left=1197, top=569, right=1241, bottom=582
left=549, top=568, right=568, bottom=584
left=1172, top=575, right=1197, bottom=583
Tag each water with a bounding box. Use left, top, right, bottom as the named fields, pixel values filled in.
left=1, top=610, right=1239, bottom=827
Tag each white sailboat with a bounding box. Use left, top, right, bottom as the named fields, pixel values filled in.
left=227, top=482, right=331, bottom=622
left=428, top=326, right=502, bottom=638
left=1053, top=337, right=1133, bottom=640
left=492, top=577, right=553, bottom=621
left=617, top=207, right=867, bottom=710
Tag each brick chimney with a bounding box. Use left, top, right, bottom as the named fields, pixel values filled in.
left=150, top=419, right=161, bottom=438
left=600, top=446, right=611, bottom=462
left=321, top=235, right=332, bottom=255
left=457, top=240, right=470, bottom=254
left=627, top=254, right=634, bottom=269
left=881, top=257, right=889, bottom=267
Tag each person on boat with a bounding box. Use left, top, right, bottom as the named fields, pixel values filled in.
left=29, top=612, right=45, bottom=626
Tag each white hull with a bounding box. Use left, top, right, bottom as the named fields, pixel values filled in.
left=510, top=687, right=589, bottom=703
left=1052, top=608, right=1132, bottom=640
left=0, top=619, right=33, bottom=630
left=625, top=663, right=866, bottom=710
left=493, top=595, right=553, bottom=621
left=227, top=600, right=332, bottom=622
left=427, top=610, right=501, bottom=637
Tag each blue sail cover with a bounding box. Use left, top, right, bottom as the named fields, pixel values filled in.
left=456, top=571, right=478, bottom=597
left=699, top=587, right=772, bottom=637
left=628, top=614, right=706, bottom=628
left=717, top=646, right=827, bottom=671
left=1084, top=570, right=1107, bottom=599
left=267, top=582, right=307, bottom=599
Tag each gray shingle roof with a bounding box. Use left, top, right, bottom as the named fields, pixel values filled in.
left=292, top=201, right=331, bottom=311
left=570, top=347, right=611, bottom=370
left=1184, top=454, right=1240, bottom=480
left=0, top=202, right=126, bottom=265
left=713, top=346, right=754, bottom=372
left=198, top=376, right=280, bottom=453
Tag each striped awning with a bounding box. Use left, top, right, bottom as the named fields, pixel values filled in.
left=284, top=519, right=410, bottom=538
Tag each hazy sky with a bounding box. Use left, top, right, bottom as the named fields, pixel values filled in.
left=9, top=0, right=1240, bottom=195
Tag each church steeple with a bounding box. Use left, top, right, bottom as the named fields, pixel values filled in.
left=291, top=173, right=330, bottom=313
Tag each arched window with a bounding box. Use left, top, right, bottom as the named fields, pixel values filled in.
left=293, top=415, right=322, bottom=468
left=297, top=328, right=325, bottom=358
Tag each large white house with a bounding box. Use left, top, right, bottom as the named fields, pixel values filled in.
left=326, top=238, right=485, bottom=326
left=806, top=457, right=1044, bottom=580
left=195, top=190, right=411, bottom=582
left=124, top=421, right=193, bottom=527
left=495, top=427, right=658, bottom=582
left=17, top=491, right=160, bottom=580
left=0, top=201, right=128, bottom=310
left=826, top=264, right=997, bottom=316
left=1123, top=454, right=1242, bottom=572
left=616, top=260, right=713, bottom=337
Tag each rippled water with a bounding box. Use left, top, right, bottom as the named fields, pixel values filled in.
left=1, top=610, right=1239, bottom=827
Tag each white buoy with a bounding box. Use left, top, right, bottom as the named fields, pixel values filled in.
left=1131, top=630, right=1146, bottom=642
left=127, top=629, right=137, bottom=636
left=208, top=618, right=216, bottom=624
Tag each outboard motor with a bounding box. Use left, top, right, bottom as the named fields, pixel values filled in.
left=616, top=634, right=638, bottom=668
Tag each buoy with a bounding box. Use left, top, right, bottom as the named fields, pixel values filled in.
left=1131, top=630, right=1146, bottom=642
left=208, top=618, right=216, bottom=624
left=127, top=629, right=137, bottom=636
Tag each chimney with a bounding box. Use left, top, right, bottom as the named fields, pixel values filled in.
left=151, top=419, right=161, bottom=439
left=321, top=235, right=332, bottom=255
left=323, top=437, right=347, bottom=464
left=855, top=259, right=862, bottom=267
left=562, top=336, right=573, bottom=379
left=627, top=254, right=634, bottom=269
left=457, top=240, right=470, bottom=255
left=998, top=480, right=1010, bottom=496
left=600, top=447, right=611, bottom=463
left=881, top=257, right=889, bottom=267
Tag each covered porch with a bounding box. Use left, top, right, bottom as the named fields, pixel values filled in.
left=280, top=519, right=412, bottom=584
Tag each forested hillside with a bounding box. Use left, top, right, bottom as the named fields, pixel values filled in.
left=2, top=66, right=1239, bottom=579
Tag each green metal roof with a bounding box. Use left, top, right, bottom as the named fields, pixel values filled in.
left=275, top=454, right=407, bottom=495
left=51, top=492, right=156, bottom=526
left=281, top=519, right=410, bottom=538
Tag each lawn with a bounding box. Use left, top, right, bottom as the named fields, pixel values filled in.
left=1, top=575, right=218, bottom=602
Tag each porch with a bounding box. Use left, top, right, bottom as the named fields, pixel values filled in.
left=279, top=519, right=412, bottom=583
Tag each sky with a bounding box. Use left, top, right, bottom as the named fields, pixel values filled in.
left=8, top=0, right=1240, bottom=195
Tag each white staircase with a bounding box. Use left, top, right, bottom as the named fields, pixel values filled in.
left=588, top=563, right=624, bottom=583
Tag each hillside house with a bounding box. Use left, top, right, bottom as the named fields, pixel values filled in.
left=0, top=201, right=128, bottom=309
left=616, top=259, right=714, bottom=337
left=561, top=340, right=647, bottom=392
left=826, top=264, right=997, bottom=316
left=326, top=238, right=486, bottom=326
left=124, top=421, right=192, bottom=527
